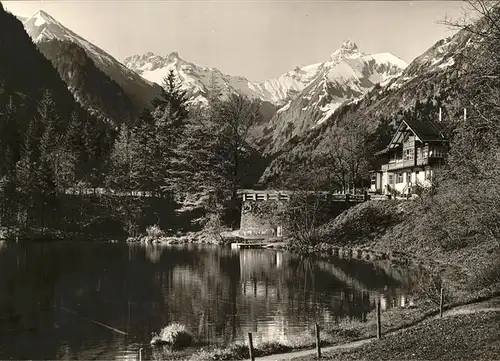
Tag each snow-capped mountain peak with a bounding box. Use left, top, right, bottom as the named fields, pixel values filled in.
left=29, top=10, right=59, bottom=27
left=25, top=10, right=94, bottom=46
left=329, top=40, right=362, bottom=63
left=169, top=51, right=180, bottom=58
left=124, top=51, right=251, bottom=106
left=340, top=40, right=359, bottom=52
left=260, top=41, right=408, bottom=153
left=23, top=10, right=160, bottom=112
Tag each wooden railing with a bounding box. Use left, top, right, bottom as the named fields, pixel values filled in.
left=64, top=188, right=156, bottom=198
left=383, top=145, right=447, bottom=172
left=237, top=189, right=370, bottom=203
left=382, top=159, right=416, bottom=171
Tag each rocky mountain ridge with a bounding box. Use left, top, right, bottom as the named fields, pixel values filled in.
left=23, top=10, right=161, bottom=115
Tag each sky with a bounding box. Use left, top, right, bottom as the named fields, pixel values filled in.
left=4, top=0, right=467, bottom=81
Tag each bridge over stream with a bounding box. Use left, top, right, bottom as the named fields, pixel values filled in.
left=236, top=189, right=387, bottom=239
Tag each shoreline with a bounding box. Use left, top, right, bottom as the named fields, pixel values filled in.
left=181, top=292, right=500, bottom=361
left=3, top=229, right=497, bottom=361
left=127, top=236, right=498, bottom=361
left=262, top=296, right=500, bottom=361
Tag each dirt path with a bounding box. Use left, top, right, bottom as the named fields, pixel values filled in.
left=257, top=297, right=500, bottom=361
left=258, top=339, right=372, bottom=361
left=441, top=297, right=500, bottom=317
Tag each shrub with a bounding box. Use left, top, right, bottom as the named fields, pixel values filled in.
left=189, top=343, right=248, bottom=361
left=146, top=224, right=164, bottom=239
left=471, top=254, right=500, bottom=291
left=151, top=323, right=193, bottom=349
left=254, top=342, right=293, bottom=356
left=412, top=269, right=443, bottom=305
left=278, top=191, right=338, bottom=249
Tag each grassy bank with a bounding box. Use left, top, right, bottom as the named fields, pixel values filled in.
left=158, top=295, right=500, bottom=361
left=297, top=199, right=500, bottom=302
left=291, top=306, right=500, bottom=360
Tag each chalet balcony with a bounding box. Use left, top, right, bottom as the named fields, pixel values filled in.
left=381, top=145, right=446, bottom=172
left=382, top=159, right=417, bottom=171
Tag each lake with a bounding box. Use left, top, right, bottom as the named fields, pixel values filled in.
left=0, top=242, right=414, bottom=360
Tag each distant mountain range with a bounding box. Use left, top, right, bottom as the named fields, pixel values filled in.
left=124, top=41, right=406, bottom=152
left=123, top=50, right=337, bottom=107
left=21, top=9, right=456, bottom=165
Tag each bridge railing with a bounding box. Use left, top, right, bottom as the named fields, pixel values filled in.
left=237, top=189, right=370, bottom=203
left=64, top=187, right=155, bottom=198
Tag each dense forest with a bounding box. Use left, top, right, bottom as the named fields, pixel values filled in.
left=0, top=3, right=266, bottom=240
left=37, top=39, right=140, bottom=125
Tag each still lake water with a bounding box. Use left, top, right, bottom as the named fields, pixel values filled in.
left=0, top=242, right=414, bottom=360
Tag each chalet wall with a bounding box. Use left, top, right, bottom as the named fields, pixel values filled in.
left=382, top=167, right=433, bottom=195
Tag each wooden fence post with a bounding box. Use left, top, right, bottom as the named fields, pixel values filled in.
left=376, top=300, right=382, bottom=339
left=440, top=287, right=444, bottom=318
left=315, top=323, right=321, bottom=358
left=247, top=332, right=255, bottom=361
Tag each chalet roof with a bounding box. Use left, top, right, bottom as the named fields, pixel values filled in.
left=375, top=118, right=447, bottom=156
left=404, top=118, right=447, bottom=142
left=374, top=146, right=391, bottom=156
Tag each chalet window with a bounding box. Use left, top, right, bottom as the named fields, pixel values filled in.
left=389, top=174, right=394, bottom=184
left=422, top=147, right=428, bottom=159
left=403, top=149, right=414, bottom=161
left=406, top=172, right=412, bottom=183
left=396, top=173, right=403, bottom=183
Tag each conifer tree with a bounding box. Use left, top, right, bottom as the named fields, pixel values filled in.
left=148, top=70, right=190, bottom=198
left=35, top=90, right=61, bottom=228
left=109, top=124, right=142, bottom=194
left=0, top=96, right=19, bottom=177
left=65, top=111, right=83, bottom=153
left=15, top=119, right=38, bottom=227
left=133, top=109, right=157, bottom=194
left=54, top=111, right=81, bottom=192
left=152, top=69, right=189, bottom=121
left=109, top=123, right=143, bottom=235
left=81, top=117, right=103, bottom=189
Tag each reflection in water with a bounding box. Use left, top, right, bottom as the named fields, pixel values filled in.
left=0, top=243, right=415, bottom=359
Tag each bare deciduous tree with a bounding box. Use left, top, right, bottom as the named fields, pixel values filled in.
left=315, top=114, right=372, bottom=193
left=210, top=93, right=262, bottom=201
